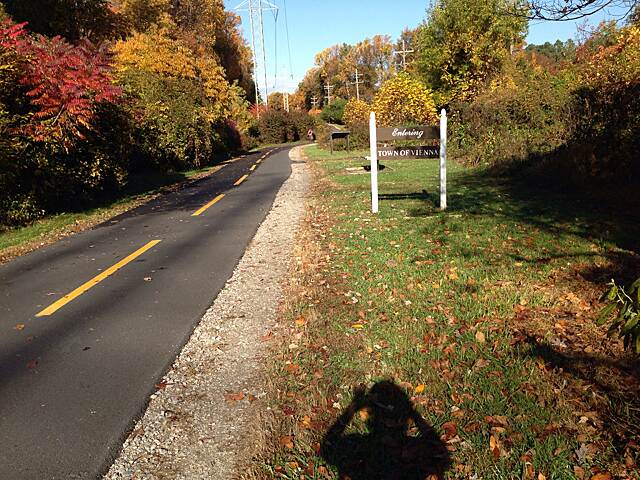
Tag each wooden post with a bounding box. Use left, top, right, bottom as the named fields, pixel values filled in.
left=439, top=109, right=447, bottom=210
left=369, top=112, right=379, bottom=214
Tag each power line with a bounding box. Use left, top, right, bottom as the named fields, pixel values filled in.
left=283, top=0, right=294, bottom=80
left=272, top=7, right=278, bottom=89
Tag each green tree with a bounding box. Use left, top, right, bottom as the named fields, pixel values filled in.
left=416, top=0, right=528, bottom=102
left=320, top=98, right=347, bottom=124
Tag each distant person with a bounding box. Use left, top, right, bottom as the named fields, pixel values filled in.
left=307, top=128, right=316, bottom=141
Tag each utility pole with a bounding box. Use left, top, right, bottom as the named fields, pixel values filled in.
left=283, top=92, right=290, bottom=113
left=324, top=83, right=334, bottom=105
left=353, top=68, right=364, bottom=101
left=235, top=0, right=278, bottom=116
left=311, top=95, right=319, bottom=109
left=394, top=39, right=414, bottom=70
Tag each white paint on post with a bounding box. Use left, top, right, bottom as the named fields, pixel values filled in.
left=439, top=109, right=447, bottom=210
left=369, top=111, right=379, bottom=214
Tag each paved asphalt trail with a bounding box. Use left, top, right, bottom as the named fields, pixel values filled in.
left=0, top=146, right=292, bottom=479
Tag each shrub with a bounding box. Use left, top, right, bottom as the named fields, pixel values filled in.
left=598, top=277, right=640, bottom=353
left=320, top=98, right=347, bottom=124
left=372, top=73, right=438, bottom=127
left=258, top=109, right=315, bottom=145
left=449, top=59, right=574, bottom=167
left=343, top=98, right=370, bottom=127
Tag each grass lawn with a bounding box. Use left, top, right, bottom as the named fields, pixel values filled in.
left=251, top=145, right=640, bottom=479
left=0, top=164, right=226, bottom=263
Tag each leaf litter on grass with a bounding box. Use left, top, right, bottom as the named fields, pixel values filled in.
left=245, top=147, right=640, bottom=479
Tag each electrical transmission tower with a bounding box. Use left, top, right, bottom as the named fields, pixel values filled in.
left=235, top=0, right=278, bottom=113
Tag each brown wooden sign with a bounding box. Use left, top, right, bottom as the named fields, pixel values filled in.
left=376, top=126, right=439, bottom=142
left=377, top=146, right=439, bottom=159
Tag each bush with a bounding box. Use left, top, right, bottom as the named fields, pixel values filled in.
left=258, top=109, right=315, bottom=145
left=449, top=24, right=640, bottom=186
left=449, top=59, right=573, bottom=167
left=598, top=278, right=640, bottom=353
left=343, top=98, right=370, bottom=127
left=320, top=98, right=347, bottom=124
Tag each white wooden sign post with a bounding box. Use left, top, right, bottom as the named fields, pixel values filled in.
left=369, top=112, right=379, bottom=214
left=368, top=110, right=447, bottom=214
left=439, top=109, right=447, bottom=210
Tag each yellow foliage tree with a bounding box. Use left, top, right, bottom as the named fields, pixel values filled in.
left=342, top=98, right=370, bottom=127
left=581, top=25, right=640, bottom=90
left=372, top=73, right=438, bottom=127
left=114, top=29, right=237, bottom=122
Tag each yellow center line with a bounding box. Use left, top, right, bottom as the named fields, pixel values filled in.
left=192, top=193, right=225, bottom=217
left=234, top=174, right=249, bottom=186
left=256, top=159, right=262, bottom=164
left=250, top=165, right=257, bottom=171
left=36, top=240, right=162, bottom=317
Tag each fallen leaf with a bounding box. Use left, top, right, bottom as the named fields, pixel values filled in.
left=359, top=408, right=370, bottom=421
left=305, top=462, right=315, bottom=476
left=441, top=421, right=457, bottom=440
left=475, top=331, right=486, bottom=343
left=590, top=474, right=611, bottom=480
left=14, top=324, right=25, bottom=331
left=415, top=384, right=426, bottom=394
left=485, top=415, right=509, bottom=427
left=295, top=316, right=306, bottom=327
left=285, top=363, right=300, bottom=374
left=224, top=391, right=245, bottom=403
left=279, top=435, right=294, bottom=449
left=490, top=434, right=500, bottom=459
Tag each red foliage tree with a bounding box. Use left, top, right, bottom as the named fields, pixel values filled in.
left=0, top=19, right=122, bottom=148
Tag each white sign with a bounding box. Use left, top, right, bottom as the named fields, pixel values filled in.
left=368, top=110, right=447, bottom=213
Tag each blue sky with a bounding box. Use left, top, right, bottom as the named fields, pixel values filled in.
left=224, top=0, right=629, bottom=94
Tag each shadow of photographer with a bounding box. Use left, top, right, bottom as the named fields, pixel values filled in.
left=321, top=380, right=451, bottom=480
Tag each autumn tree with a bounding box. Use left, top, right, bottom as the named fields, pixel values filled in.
left=296, top=35, right=396, bottom=110
left=416, top=0, right=528, bottom=102
left=372, top=73, right=438, bottom=127
left=267, top=92, right=283, bottom=110
left=118, top=0, right=170, bottom=33
left=2, top=0, right=121, bottom=42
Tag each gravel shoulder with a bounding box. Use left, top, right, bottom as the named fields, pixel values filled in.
left=105, top=146, right=309, bottom=479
